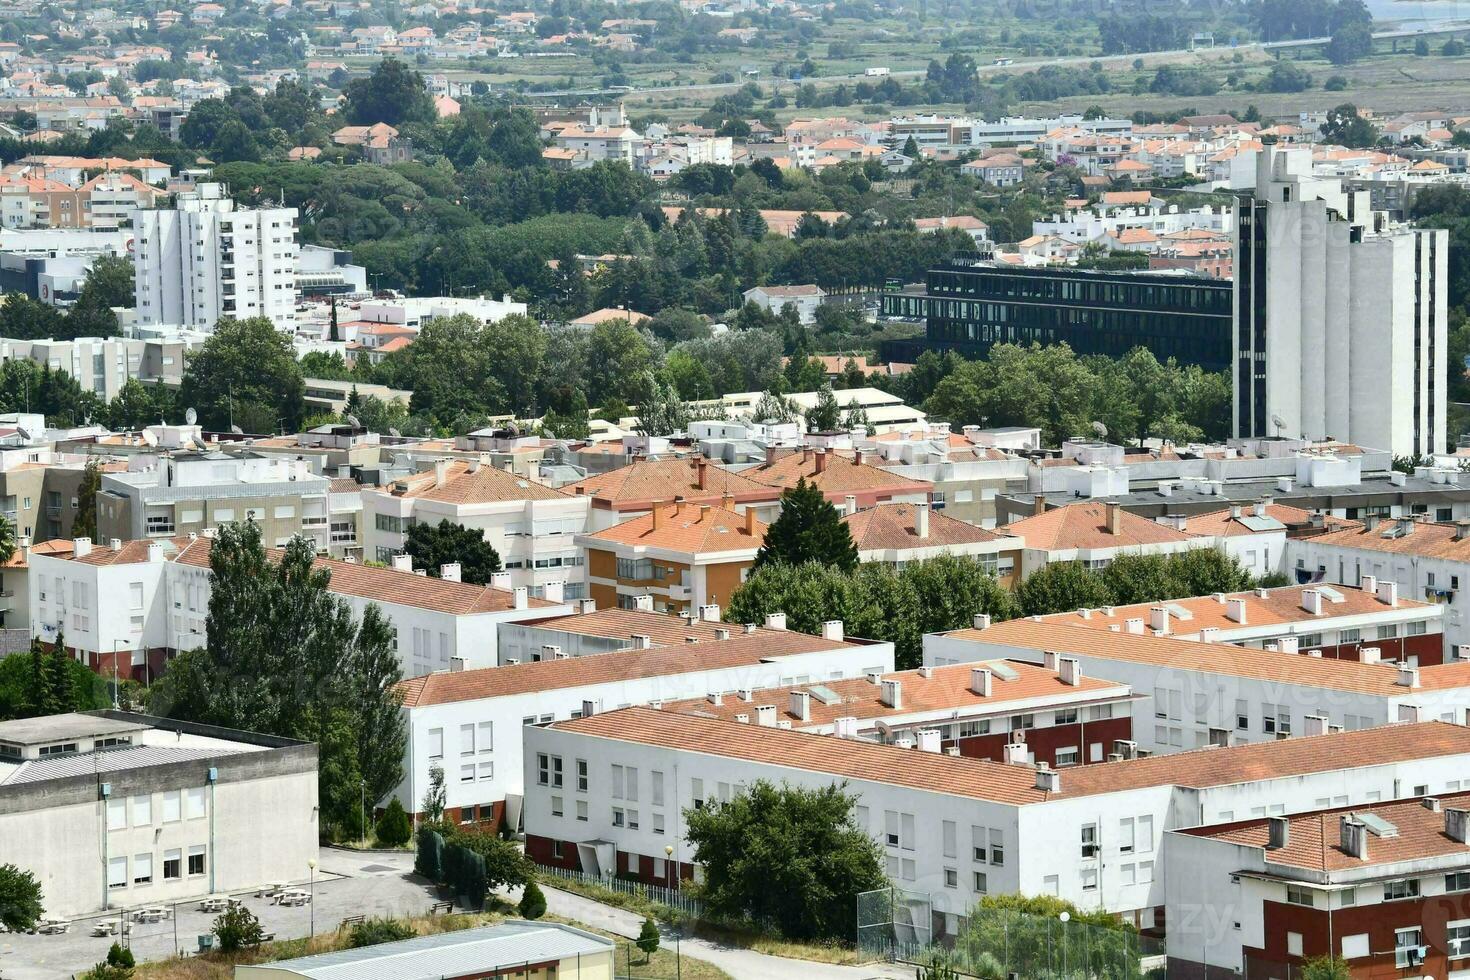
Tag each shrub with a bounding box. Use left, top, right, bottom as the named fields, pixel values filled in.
left=376, top=798, right=412, bottom=847
left=348, top=917, right=416, bottom=948
left=1324, top=74, right=1347, bottom=90
left=106, top=943, right=135, bottom=969
left=213, top=904, right=263, bottom=952
left=415, top=827, right=445, bottom=880
left=519, top=880, right=547, bottom=920
left=637, top=917, right=661, bottom=961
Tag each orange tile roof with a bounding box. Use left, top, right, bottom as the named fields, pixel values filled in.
left=950, top=619, right=1470, bottom=696
left=842, top=503, right=1009, bottom=552
left=523, top=607, right=790, bottom=647
left=566, top=458, right=778, bottom=509
left=1185, top=791, right=1470, bottom=872
left=2, top=538, right=74, bottom=568
left=396, top=628, right=860, bottom=707
left=663, top=659, right=1129, bottom=727
left=583, top=503, right=764, bottom=556
left=1304, top=519, right=1470, bottom=561
left=1004, top=500, right=1200, bottom=551
left=1031, top=584, right=1431, bottom=637
left=1183, top=502, right=1359, bottom=538
left=550, top=709, right=1470, bottom=804
left=388, top=459, right=568, bottom=504
left=744, top=449, right=931, bottom=495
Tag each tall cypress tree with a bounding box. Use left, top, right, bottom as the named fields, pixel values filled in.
left=754, top=478, right=858, bottom=572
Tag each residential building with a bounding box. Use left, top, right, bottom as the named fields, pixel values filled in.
left=879, top=259, right=1232, bottom=371
left=391, top=617, right=892, bottom=829
left=1178, top=500, right=1355, bottom=579
left=362, top=459, right=591, bottom=599
left=742, top=447, right=933, bottom=512
left=741, top=284, right=825, bottom=324
left=131, top=182, right=298, bottom=331
left=0, top=336, right=183, bottom=402
left=1028, top=583, right=1444, bottom=665
left=577, top=502, right=764, bottom=614
left=1233, top=145, right=1448, bottom=457
left=28, top=535, right=568, bottom=680
left=523, top=707, right=1470, bottom=934
left=1287, top=516, right=1470, bottom=653
left=926, top=612, right=1470, bottom=755
left=1002, top=500, right=1212, bottom=577
left=236, top=923, right=615, bottom=980
left=0, top=538, right=73, bottom=630
left=660, top=659, right=1136, bottom=768
left=841, top=502, right=1022, bottom=585
left=1166, top=793, right=1470, bottom=979
left=566, top=457, right=782, bottom=531
left=0, top=711, right=316, bottom=919
left=857, top=426, right=1030, bottom=529
left=96, top=447, right=333, bottom=550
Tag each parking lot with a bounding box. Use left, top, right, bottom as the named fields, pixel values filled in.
left=0, top=849, right=428, bottom=980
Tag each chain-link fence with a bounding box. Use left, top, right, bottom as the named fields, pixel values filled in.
left=858, top=887, right=1167, bottom=979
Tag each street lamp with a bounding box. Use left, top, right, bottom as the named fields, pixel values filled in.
left=360, top=779, right=366, bottom=848
left=307, top=858, right=317, bottom=938
left=1059, top=911, right=1070, bottom=977
left=110, top=638, right=128, bottom=709
left=664, top=844, right=674, bottom=891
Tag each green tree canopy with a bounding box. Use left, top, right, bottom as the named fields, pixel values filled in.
left=755, top=479, right=858, bottom=571
left=179, top=317, right=305, bottom=434
left=404, top=518, right=503, bottom=585
left=685, top=780, right=886, bottom=940
left=342, top=59, right=437, bottom=127
left=0, top=863, right=43, bottom=931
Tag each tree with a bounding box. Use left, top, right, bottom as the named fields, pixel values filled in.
left=342, top=59, right=436, bottom=127
left=455, top=830, right=534, bottom=892
left=1301, top=955, right=1352, bottom=980
left=635, top=371, right=690, bottom=437
left=179, top=317, right=305, bottom=433
left=684, top=780, right=886, bottom=940
left=422, top=762, right=447, bottom=823
left=213, top=904, right=263, bottom=952
left=328, top=300, right=340, bottom=343
left=1319, top=103, right=1379, bottom=147
left=106, top=943, right=135, bottom=971
left=72, top=458, right=101, bottom=542
left=376, top=797, right=413, bottom=847
left=751, top=389, right=798, bottom=424
left=805, top=383, right=841, bottom=432
left=636, top=917, right=661, bottom=961
left=404, top=519, right=502, bottom=585
left=755, top=479, right=858, bottom=572
left=1015, top=561, right=1116, bottom=616
left=0, top=863, right=43, bottom=931
left=519, top=880, right=548, bottom=920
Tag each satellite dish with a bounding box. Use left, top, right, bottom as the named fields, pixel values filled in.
left=388, top=427, right=401, bottom=438
left=1090, top=420, right=1107, bottom=440
left=1270, top=413, right=1286, bottom=437
left=141, top=429, right=158, bottom=446
left=344, top=413, right=361, bottom=428
left=230, top=424, right=244, bottom=435
left=185, top=407, right=198, bottom=426
left=15, top=427, right=29, bottom=441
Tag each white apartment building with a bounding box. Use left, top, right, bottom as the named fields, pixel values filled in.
left=1288, top=516, right=1470, bottom=653
left=1032, top=203, right=1232, bottom=243
left=361, top=459, right=591, bottom=599
left=131, top=182, right=298, bottom=331
left=28, top=535, right=569, bottom=678
left=349, top=294, right=527, bottom=328
left=522, top=707, right=1470, bottom=936
left=925, top=608, right=1470, bottom=757
left=392, top=617, right=893, bottom=830
left=553, top=126, right=641, bottom=165
left=1233, top=146, right=1448, bottom=457
left=0, top=712, right=317, bottom=919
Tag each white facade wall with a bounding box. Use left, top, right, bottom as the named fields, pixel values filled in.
left=521, top=720, right=1470, bottom=920
left=396, top=641, right=893, bottom=820
left=132, top=183, right=297, bottom=331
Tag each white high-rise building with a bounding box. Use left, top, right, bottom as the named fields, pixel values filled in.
left=1233, top=145, right=1448, bottom=458
left=131, top=183, right=297, bottom=331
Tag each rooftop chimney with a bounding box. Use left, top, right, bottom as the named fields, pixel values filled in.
left=1364, top=514, right=1380, bottom=531
left=1301, top=589, right=1322, bottom=615
left=109, top=537, right=122, bottom=551
left=1267, top=815, right=1289, bottom=850
left=1058, top=657, right=1081, bottom=686
left=634, top=594, right=654, bottom=611
left=755, top=704, right=777, bottom=726
left=822, top=620, right=844, bottom=642
left=814, top=449, right=828, bottom=474
left=1125, top=617, right=1145, bottom=635
left=1359, top=646, right=1382, bottom=665
left=1447, top=808, right=1470, bottom=844
left=695, top=457, right=708, bottom=490
left=790, top=690, right=811, bottom=722
left=543, top=581, right=565, bottom=604
left=512, top=586, right=528, bottom=610
left=541, top=644, right=562, bottom=660
left=73, top=537, right=93, bottom=558
left=579, top=597, right=597, bottom=614
left=1378, top=580, right=1398, bottom=608
left=880, top=679, right=902, bottom=709
left=1397, top=664, right=1420, bottom=688
left=765, top=612, right=787, bottom=631
left=147, top=543, right=164, bottom=563
left=631, top=633, right=652, bottom=649
left=1105, top=501, right=1123, bottom=535
left=1254, top=498, right=1268, bottom=518
left=971, top=667, right=992, bottom=697
left=440, top=562, right=462, bottom=583
left=1035, top=765, right=1061, bottom=793
left=833, top=716, right=860, bottom=738
left=745, top=507, right=759, bottom=536
left=916, top=729, right=941, bottom=753
left=1225, top=597, right=1248, bottom=624
left=1302, top=714, right=1328, bottom=736
left=739, top=687, right=754, bottom=702
left=1457, top=522, right=1470, bottom=542
left=1148, top=606, right=1170, bottom=634
left=700, top=603, right=720, bottom=622
left=491, top=570, right=512, bottom=589
left=708, top=691, right=724, bottom=706
left=844, top=494, right=858, bottom=516
left=392, top=554, right=413, bottom=572
left=973, top=613, right=991, bottom=630
left=915, top=502, right=930, bottom=540
left=1339, top=816, right=1369, bottom=859
left=434, top=458, right=449, bottom=487
left=1003, top=741, right=1028, bottom=765
left=1033, top=495, right=1046, bottom=517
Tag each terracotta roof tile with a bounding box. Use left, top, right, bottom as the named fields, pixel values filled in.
left=842, top=503, right=1009, bottom=552
left=388, top=460, right=568, bottom=504
left=566, top=458, right=778, bottom=509
left=582, top=503, right=764, bottom=555
left=744, top=450, right=931, bottom=495
left=1303, top=519, right=1470, bottom=561
left=1183, top=502, right=1359, bottom=538
left=1005, top=500, right=1200, bottom=551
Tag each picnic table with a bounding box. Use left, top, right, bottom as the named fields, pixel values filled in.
left=35, top=919, right=68, bottom=935
left=198, top=896, right=234, bottom=913
left=275, top=890, right=311, bottom=907
left=90, top=921, right=118, bottom=937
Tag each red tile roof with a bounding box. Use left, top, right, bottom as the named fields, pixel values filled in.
left=744, top=449, right=931, bottom=495
left=842, top=503, right=1009, bottom=552
left=565, top=458, right=778, bottom=510
left=1303, top=519, right=1470, bottom=560
left=582, top=503, right=764, bottom=555
left=1005, top=501, right=1200, bottom=551
left=387, top=460, right=568, bottom=504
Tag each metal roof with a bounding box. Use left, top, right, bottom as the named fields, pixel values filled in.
left=0, top=746, right=246, bottom=786
left=243, top=922, right=613, bottom=980
left=0, top=713, right=147, bottom=746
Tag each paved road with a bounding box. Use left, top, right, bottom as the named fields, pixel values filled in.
left=527, top=883, right=913, bottom=980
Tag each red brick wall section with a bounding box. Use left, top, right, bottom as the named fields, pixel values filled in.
left=1312, top=632, right=1446, bottom=666
left=525, top=834, right=581, bottom=872
left=952, top=717, right=1134, bottom=767
left=1242, top=894, right=1470, bottom=979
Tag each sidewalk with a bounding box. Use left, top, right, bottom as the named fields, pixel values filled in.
left=528, top=883, right=912, bottom=980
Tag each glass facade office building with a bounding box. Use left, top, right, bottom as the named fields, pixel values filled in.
left=879, top=259, right=1233, bottom=371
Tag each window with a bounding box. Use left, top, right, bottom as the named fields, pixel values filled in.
left=576, top=759, right=588, bottom=792
left=131, top=794, right=151, bottom=826
left=1396, top=928, right=1426, bottom=969
left=1341, top=934, right=1369, bottom=960
left=653, top=812, right=665, bottom=835
left=107, top=797, right=127, bottom=830
left=460, top=724, right=475, bottom=755
left=1287, top=932, right=1303, bottom=957
left=1378, top=624, right=1399, bottom=640
left=989, top=828, right=1004, bottom=865
left=161, top=790, right=181, bottom=823
left=188, top=846, right=206, bottom=876
left=459, top=764, right=474, bottom=783
left=1081, top=824, right=1098, bottom=858
left=163, top=849, right=181, bottom=881
left=626, top=767, right=639, bottom=802
left=1449, top=921, right=1470, bottom=959
left=1119, top=817, right=1135, bottom=854
left=652, top=770, right=665, bottom=807
left=1010, top=713, right=1034, bottom=731
left=1055, top=747, right=1078, bottom=767
left=477, top=721, right=492, bottom=752
left=1081, top=867, right=1098, bottom=891
left=1285, top=884, right=1314, bottom=907
left=576, top=800, right=588, bottom=822
left=885, top=811, right=900, bottom=847
left=691, top=778, right=704, bottom=809
left=1340, top=887, right=1356, bottom=906
left=133, top=852, right=153, bottom=885
left=611, top=765, right=625, bottom=799
left=612, top=807, right=625, bottom=828
left=1384, top=878, right=1420, bottom=901
left=1338, top=628, right=1360, bottom=644
left=109, top=856, right=128, bottom=889
left=973, top=871, right=987, bottom=893
left=944, top=868, right=957, bottom=888
left=537, top=754, right=562, bottom=787
left=1137, top=815, right=1153, bottom=853
left=1448, top=872, right=1470, bottom=893
left=1407, top=620, right=1427, bottom=636
left=186, top=786, right=206, bottom=819
left=427, top=728, right=444, bottom=759
left=1053, top=708, right=1078, bottom=725
left=1138, top=860, right=1153, bottom=883
left=551, top=796, right=563, bottom=817
left=478, top=761, right=493, bottom=781
left=628, top=809, right=639, bottom=830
